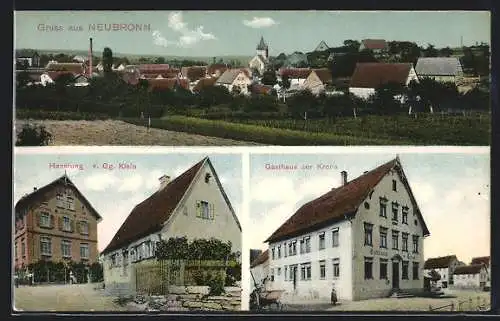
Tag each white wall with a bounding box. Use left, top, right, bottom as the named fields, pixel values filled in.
left=162, top=161, right=242, bottom=254
left=267, top=220, right=353, bottom=301
left=250, top=261, right=269, bottom=291
left=349, top=87, right=375, bottom=100
left=352, top=170, right=426, bottom=300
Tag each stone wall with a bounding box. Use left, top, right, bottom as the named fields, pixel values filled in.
left=125, top=286, right=241, bottom=311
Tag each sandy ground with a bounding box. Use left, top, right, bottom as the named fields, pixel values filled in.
left=13, top=283, right=126, bottom=312
left=15, top=120, right=261, bottom=146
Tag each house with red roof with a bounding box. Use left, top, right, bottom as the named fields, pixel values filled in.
left=264, top=157, right=430, bottom=301
left=348, top=63, right=419, bottom=100
left=100, top=157, right=242, bottom=293
left=359, top=39, right=389, bottom=58
left=302, top=68, right=333, bottom=96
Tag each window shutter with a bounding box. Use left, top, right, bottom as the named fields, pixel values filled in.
left=58, top=217, right=63, bottom=230
left=50, top=214, right=55, bottom=229
left=196, top=201, right=201, bottom=218
left=210, top=203, right=215, bottom=220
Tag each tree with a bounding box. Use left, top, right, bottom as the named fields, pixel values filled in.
left=281, top=75, right=291, bottom=89
left=16, top=70, right=32, bottom=89
left=343, top=40, right=361, bottom=51
left=102, top=47, right=113, bottom=73
left=439, top=47, right=453, bottom=57
left=16, top=123, right=52, bottom=146
left=423, top=44, right=438, bottom=57
left=369, top=82, right=406, bottom=115
left=155, top=56, right=166, bottom=64
left=286, top=89, right=319, bottom=118
left=261, top=70, right=277, bottom=86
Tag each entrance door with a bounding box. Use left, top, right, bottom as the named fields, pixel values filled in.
left=392, top=262, right=400, bottom=289
left=293, top=266, right=297, bottom=290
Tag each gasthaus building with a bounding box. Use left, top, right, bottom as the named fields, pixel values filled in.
left=265, top=157, right=430, bottom=301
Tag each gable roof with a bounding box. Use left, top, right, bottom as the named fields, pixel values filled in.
left=471, top=256, right=490, bottom=266
left=265, top=158, right=430, bottom=243
left=415, top=57, right=463, bottom=76
left=424, top=255, right=458, bottom=269
left=350, top=63, right=414, bottom=88
left=314, top=40, right=330, bottom=52
left=257, top=36, right=268, bottom=50
left=216, top=69, right=248, bottom=85
left=101, top=157, right=241, bottom=255
left=361, top=39, right=388, bottom=50
left=193, top=77, right=219, bottom=92
left=311, top=68, right=333, bottom=84
left=14, top=174, right=102, bottom=221
left=147, top=78, right=189, bottom=91
left=250, top=249, right=269, bottom=268
left=45, top=62, right=85, bottom=74
left=453, top=264, right=484, bottom=275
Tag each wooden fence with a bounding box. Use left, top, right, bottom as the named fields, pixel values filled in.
left=429, top=296, right=490, bottom=312
left=134, top=259, right=238, bottom=295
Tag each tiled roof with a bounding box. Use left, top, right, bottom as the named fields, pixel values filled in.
left=45, top=62, right=85, bottom=74
left=415, top=57, right=463, bottom=76
left=147, top=78, right=189, bottom=91
left=193, top=77, right=218, bottom=92
left=266, top=158, right=429, bottom=243
left=207, top=64, right=228, bottom=76
left=137, top=64, right=170, bottom=72
left=349, top=63, right=413, bottom=88
left=14, top=174, right=102, bottom=221
left=216, top=69, right=248, bottom=85
left=250, top=249, right=269, bottom=268
left=454, top=264, right=484, bottom=275
left=181, top=66, right=208, bottom=82
left=45, top=71, right=78, bottom=81
left=424, top=255, right=458, bottom=269
left=101, top=158, right=206, bottom=255
left=471, top=256, right=490, bottom=266
left=361, top=39, right=388, bottom=50
left=278, top=68, right=312, bottom=79
left=312, top=68, right=333, bottom=84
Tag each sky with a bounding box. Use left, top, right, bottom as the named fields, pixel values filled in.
left=247, top=150, right=490, bottom=265
left=14, top=11, right=491, bottom=57
left=13, top=151, right=242, bottom=252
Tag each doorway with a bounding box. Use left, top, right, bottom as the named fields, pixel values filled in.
left=392, top=262, right=400, bottom=289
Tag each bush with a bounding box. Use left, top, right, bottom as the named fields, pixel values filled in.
left=225, top=263, right=241, bottom=286
left=207, top=274, right=225, bottom=296
left=16, top=123, right=52, bottom=146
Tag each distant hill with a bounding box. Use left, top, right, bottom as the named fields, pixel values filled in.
left=16, top=48, right=252, bottom=64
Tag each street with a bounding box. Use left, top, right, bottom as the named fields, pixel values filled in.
left=13, top=283, right=126, bottom=312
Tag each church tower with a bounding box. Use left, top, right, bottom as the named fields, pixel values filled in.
left=256, top=36, right=269, bottom=60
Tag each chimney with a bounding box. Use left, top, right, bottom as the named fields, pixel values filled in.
left=89, top=38, right=93, bottom=77
left=340, top=171, right=348, bottom=186
left=159, top=175, right=171, bottom=190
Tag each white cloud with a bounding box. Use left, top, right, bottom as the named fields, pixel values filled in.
left=118, top=174, right=144, bottom=192
left=83, top=173, right=118, bottom=191
left=243, top=17, right=277, bottom=28
left=152, top=12, right=216, bottom=48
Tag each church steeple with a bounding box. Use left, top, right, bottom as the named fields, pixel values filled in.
left=256, top=36, right=269, bottom=60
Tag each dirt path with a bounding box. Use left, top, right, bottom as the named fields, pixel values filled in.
left=13, top=283, right=125, bottom=312
left=15, top=120, right=261, bottom=146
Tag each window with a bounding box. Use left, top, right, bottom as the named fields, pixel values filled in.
left=66, top=196, right=75, bottom=210
left=284, top=242, right=287, bottom=257
left=272, top=247, right=275, bottom=260
left=63, top=216, right=71, bottom=231
left=392, top=202, right=399, bottom=222
left=319, top=232, right=325, bottom=250
left=292, top=241, right=297, bottom=256
left=364, top=223, right=373, bottom=246
left=319, top=260, right=326, bottom=279
left=392, top=230, right=399, bottom=250
left=402, top=206, right=409, bottom=224
left=284, top=266, right=288, bottom=281
left=305, top=237, right=311, bottom=253
left=402, top=233, right=409, bottom=252
left=300, top=263, right=311, bottom=280
left=288, top=242, right=293, bottom=256
left=201, top=201, right=210, bottom=219
left=56, top=193, right=64, bottom=207
left=277, top=245, right=281, bottom=259
left=300, top=265, right=306, bottom=280
left=402, top=261, right=409, bottom=280
left=80, top=221, right=89, bottom=235
left=40, top=212, right=50, bottom=228
left=332, top=229, right=339, bottom=247
left=61, top=240, right=71, bottom=258
left=412, top=235, right=419, bottom=253
left=379, top=227, right=388, bottom=249
left=364, top=257, right=373, bottom=279
left=300, top=239, right=305, bottom=254
left=277, top=267, right=281, bottom=276
left=80, top=243, right=89, bottom=259
left=392, top=179, right=397, bottom=191
left=413, top=262, right=419, bottom=280
left=40, top=236, right=52, bottom=256
left=144, top=242, right=150, bottom=258
left=333, top=258, right=340, bottom=278
left=380, top=259, right=388, bottom=279
left=379, top=198, right=387, bottom=218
